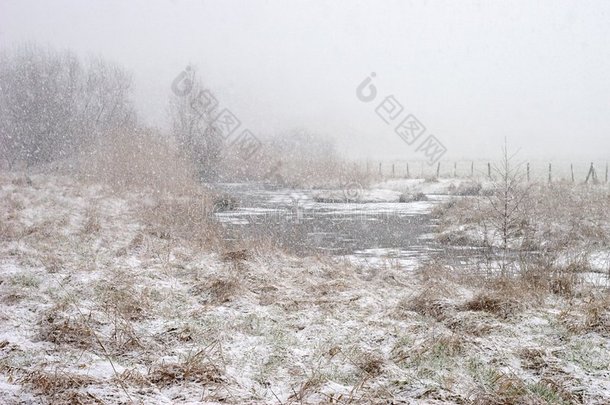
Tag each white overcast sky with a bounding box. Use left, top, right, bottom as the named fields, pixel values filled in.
left=1, top=0, right=609, bottom=160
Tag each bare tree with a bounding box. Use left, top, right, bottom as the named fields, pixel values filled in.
left=169, top=67, right=222, bottom=181
left=483, top=141, right=531, bottom=272
left=0, top=44, right=136, bottom=169
left=77, top=56, right=136, bottom=141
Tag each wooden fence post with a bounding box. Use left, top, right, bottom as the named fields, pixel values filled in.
left=487, top=162, right=491, bottom=179
left=453, top=162, right=457, bottom=178
left=406, top=163, right=410, bottom=179
left=378, top=162, right=382, bottom=176
left=548, top=163, right=552, bottom=184
left=585, top=162, right=596, bottom=184
left=471, top=161, right=474, bottom=177
left=392, top=163, right=395, bottom=178
left=526, top=163, right=530, bottom=182
left=571, top=163, right=574, bottom=183
left=436, top=162, right=441, bottom=178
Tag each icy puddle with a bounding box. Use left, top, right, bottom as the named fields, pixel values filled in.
left=214, top=183, right=451, bottom=259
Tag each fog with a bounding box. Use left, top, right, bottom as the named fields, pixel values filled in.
left=1, top=0, right=609, bottom=160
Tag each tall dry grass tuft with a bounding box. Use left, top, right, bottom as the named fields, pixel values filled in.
left=147, top=345, right=225, bottom=388
left=463, top=293, right=519, bottom=319
left=140, top=192, right=221, bottom=248
left=78, top=128, right=201, bottom=196
left=21, top=369, right=97, bottom=399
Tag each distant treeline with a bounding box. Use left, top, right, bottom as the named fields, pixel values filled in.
left=0, top=43, right=136, bottom=169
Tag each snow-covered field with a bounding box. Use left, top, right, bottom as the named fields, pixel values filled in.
left=1, top=173, right=609, bottom=404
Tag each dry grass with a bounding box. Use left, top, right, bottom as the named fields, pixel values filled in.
left=445, top=311, right=496, bottom=337
left=78, top=128, right=200, bottom=196
left=463, top=293, right=519, bottom=319
left=401, top=290, right=455, bottom=322
left=469, top=371, right=535, bottom=405
left=0, top=193, right=23, bottom=242
left=139, top=192, right=221, bottom=248
left=518, top=348, right=547, bottom=374
left=82, top=207, right=101, bottom=234
left=468, top=366, right=584, bottom=405
left=393, top=332, right=466, bottom=366
left=94, top=273, right=152, bottom=321
left=74, top=127, right=225, bottom=251
left=436, top=182, right=610, bottom=256
left=1, top=173, right=609, bottom=404
left=41, top=252, right=64, bottom=273
left=148, top=347, right=225, bottom=387
left=221, top=249, right=250, bottom=262
left=582, top=295, right=610, bottom=336
left=39, top=310, right=96, bottom=349
left=193, top=274, right=242, bottom=304
left=21, top=369, right=97, bottom=398
left=356, top=352, right=385, bottom=378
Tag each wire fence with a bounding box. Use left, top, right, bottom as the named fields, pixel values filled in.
left=357, top=160, right=610, bottom=184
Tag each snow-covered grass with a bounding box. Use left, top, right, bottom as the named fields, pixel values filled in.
left=435, top=182, right=610, bottom=267
left=1, top=173, right=609, bottom=404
